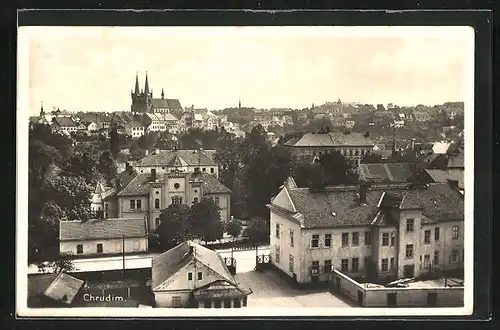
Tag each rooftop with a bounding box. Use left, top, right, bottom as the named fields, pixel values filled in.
left=285, top=132, right=374, bottom=148
left=359, top=163, right=414, bottom=183
left=134, top=149, right=216, bottom=167
left=59, top=218, right=147, bottom=241
left=28, top=273, right=84, bottom=305
left=151, top=240, right=235, bottom=290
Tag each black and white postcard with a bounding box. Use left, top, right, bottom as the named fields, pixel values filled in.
left=17, top=25, right=474, bottom=317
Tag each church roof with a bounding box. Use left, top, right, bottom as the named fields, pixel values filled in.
left=151, top=98, right=183, bottom=110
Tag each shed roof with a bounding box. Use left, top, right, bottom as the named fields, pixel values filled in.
left=59, top=218, right=147, bottom=241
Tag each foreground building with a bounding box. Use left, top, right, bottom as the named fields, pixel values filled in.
left=284, top=132, right=375, bottom=166
left=59, top=218, right=148, bottom=256
left=268, top=177, right=464, bottom=285
left=151, top=240, right=252, bottom=308
left=28, top=272, right=85, bottom=307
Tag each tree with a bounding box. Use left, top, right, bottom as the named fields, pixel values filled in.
left=225, top=218, right=242, bottom=238
left=37, top=252, right=77, bottom=274
left=137, top=132, right=159, bottom=151
left=156, top=204, right=191, bottom=248
left=62, top=151, right=100, bottom=185
left=318, top=151, right=359, bottom=185
left=189, top=197, right=224, bottom=244
left=98, top=150, right=117, bottom=183
left=360, top=153, right=384, bottom=164
left=242, top=218, right=270, bottom=242
left=110, top=125, right=120, bottom=158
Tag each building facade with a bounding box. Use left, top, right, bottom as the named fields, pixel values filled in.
left=59, top=218, right=148, bottom=256
left=130, top=72, right=183, bottom=114
left=152, top=241, right=251, bottom=308
left=267, top=177, right=464, bottom=285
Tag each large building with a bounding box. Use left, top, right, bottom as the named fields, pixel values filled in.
left=115, top=168, right=231, bottom=230
left=284, top=132, right=375, bottom=166
left=151, top=240, right=252, bottom=308
left=130, top=72, right=183, bottom=114
left=267, top=177, right=464, bottom=285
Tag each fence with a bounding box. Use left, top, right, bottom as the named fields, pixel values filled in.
left=330, top=269, right=464, bottom=307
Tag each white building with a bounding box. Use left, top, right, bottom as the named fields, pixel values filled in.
left=59, top=218, right=148, bottom=256
left=151, top=240, right=252, bottom=308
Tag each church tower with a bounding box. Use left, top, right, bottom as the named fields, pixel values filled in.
left=131, top=72, right=154, bottom=113
left=39, top=101, right=44, bottom=117
left=144, top=72, right=153, bottom=113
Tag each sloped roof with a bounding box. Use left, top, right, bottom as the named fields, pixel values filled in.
left=151, top=98, right=182, bottom=110
left=192, top=279, right=252, bottom=299
left=116, top=171, right=230, bottom=197
left=152, top=240, right=235, bottom=290
left=276, top=182, right=463, bottom=229
left=447, top=153, right=464, bottom=168
left=166, top=154, right=189, bottom=167
left=43, top=273, right=85, bottom=305
left=111, top=169, right=138, bottom=192
left=432, top=142, right=451, bottom=154
left=59, top=218, right=147, bottom=241
left=424, top=169, right=464, bottom=190
left=145, top=112, right=179, bottom=122
left=359, top=163, right=413, bottom=183
left=135, top=149, right=216, bottom=167
left=52, top=117, right=77, bottom=127
left=285, top=132, right=374, bottom=147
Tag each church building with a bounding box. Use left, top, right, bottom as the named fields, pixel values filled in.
left=130, top=72, right=183, bottom=114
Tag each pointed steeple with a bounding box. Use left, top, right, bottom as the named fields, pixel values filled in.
left=134, top=72, right=140, bottom=94
left=238, top=98, right=241, bottom=108
left=40, top=101, right=44, bottom=116
left=144, top=71, right=150, bottom=94
left=161, top=88, right=165, bottom=100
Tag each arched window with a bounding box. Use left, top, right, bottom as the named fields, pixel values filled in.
left=155, top=198, right=160, bottom=209
left=172, top=196, right=183, bottom=205
left=193, top=197, right=199, bottom=204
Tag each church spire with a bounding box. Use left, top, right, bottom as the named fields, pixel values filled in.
left=238, top=98, right=241, bottom=108
left=145, top=71, right=150, bottom=94
left=134, top=72, right=140, bottom=94
left=161, top=88, right=165, bottom=100
left=40, top=101, right=44, bottom=116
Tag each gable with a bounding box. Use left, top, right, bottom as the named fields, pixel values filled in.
left=271, top=187, right=296, bottom=212
left=154, top=259, right=229, bottom=292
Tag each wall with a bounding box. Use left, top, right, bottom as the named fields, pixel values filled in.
left=205, top=193, right=230, bottom=222
left=154, top=290, right=191, bottom=308
left=421, top=220, right=464, bottom=273
left=60, top=237, right=148, bottom=256
left=134, top=165, right=219, bottom=178
left=197, top=296, right=246, bottom=308
left=117, top=196, right=149, bottom=220
left=397, top=210, right=422, bottom=278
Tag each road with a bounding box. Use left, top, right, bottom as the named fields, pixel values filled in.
left=28, top=246, right=270, bottom=274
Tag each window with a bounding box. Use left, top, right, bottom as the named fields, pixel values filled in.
left=381, top=258, right=389, bottom=271
left=450, top=249, right=458, bottom=263
left=311, top=234, right=319, bottom=248
left=382, top=233, right=389, bottom=246
left=204, top=300, right=211, bottom=308
left=352, top=232, right=359, bottom=246
left=390, top=232, right=396, bottom=246
left=171, top=196, right=182, bottom=204
left=155, top=198, right=160, bottom=209
left=289, top=254, right=294, bottom=273
left=289, top=230, right=294, bottom=247
left=424, top=255, right=430, bottom=269
left=214, top=197, right=220, bottom=206
left=364, top=231, right=371, bottom=245
left=275, top=224, right=280, bottom=238
left=214, top=299, right=222, bottom=308
left=341, top=232, right=349, bottom=246
left=188, top=272, right=193, bottom=281
left=155, top=217, right=160, bottom=228
left=424, top=230, right=431, bottom=244
left=406, top=244, right=414, bottom=259
left=133, top=240, right=140, bottom=250
left=404, top=218, right=416, bottom=232
left=130, top=200, right=136, bottom=210
left=172, top=296, right=181, bottom=308
left=433, top=250, right=440, bottom=265
left=275, top=246, right=280, bottom=263
left=452, top=225, right=460, bottom=240
left=136, top=199, right=142, bottom=210
left=324, top=233, right=332, bottom=247
left=223, top=299, right=231, bottom=308
left=97, top=243, right=103, bottom=254
left=77, top=244, right=83, bottom=254
left=233, top=298, right=241, bottom=308
left=174, top=183, right=180, bottom=189
left=115, top=242, right=121, bottom=252
left=210, top=168, right=215, bottom=173
left=202, top=168, right=206, bottom=172
left=435, top=227, right=440, bottom=241
left=341, top=259, right=349, bottom=272
left=390, top=257, right=395, bottom=270
left=324, top=259, right=332, bottom=273
left=311, top=261, right=319, bottom=275
left=352, top=258, right=359, bottom=272
left=243, top=297, right=247, bottom=307
left=193, top=197, right=199, bottom=204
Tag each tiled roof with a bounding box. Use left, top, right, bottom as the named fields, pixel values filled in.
left=359, top=163, right=413, bottom=183
left=28, top=274, right=58, bottom=297
left=59, top=218, right=147, bottom=241
left=166, top=155, right=189, bottom=167
left=52, top=117, right=77, bottom=127
left=447, top=153, right=464, bottom=168
left=285, top=132, right=374, bottom=147
left=151, top=98, right=183, bottom=110
left=152, top=240, right=235, bottom=290
left=280, top=182, right=463, bottom=229
left=145, top=112, right=179, bottom=122
left=112, top=169, right=138, bottom=192
left=424, top=169, right=464, bottom=189
left=135, top=149, right=216, bottom=167
left=43, top=273, right=84, bottom=305
left=116, top=171, right=230, bottom=196
left=192, top=279, right=252, bottom=299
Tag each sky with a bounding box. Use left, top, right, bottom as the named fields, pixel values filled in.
left=19, top=26, right=474, bottom=116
